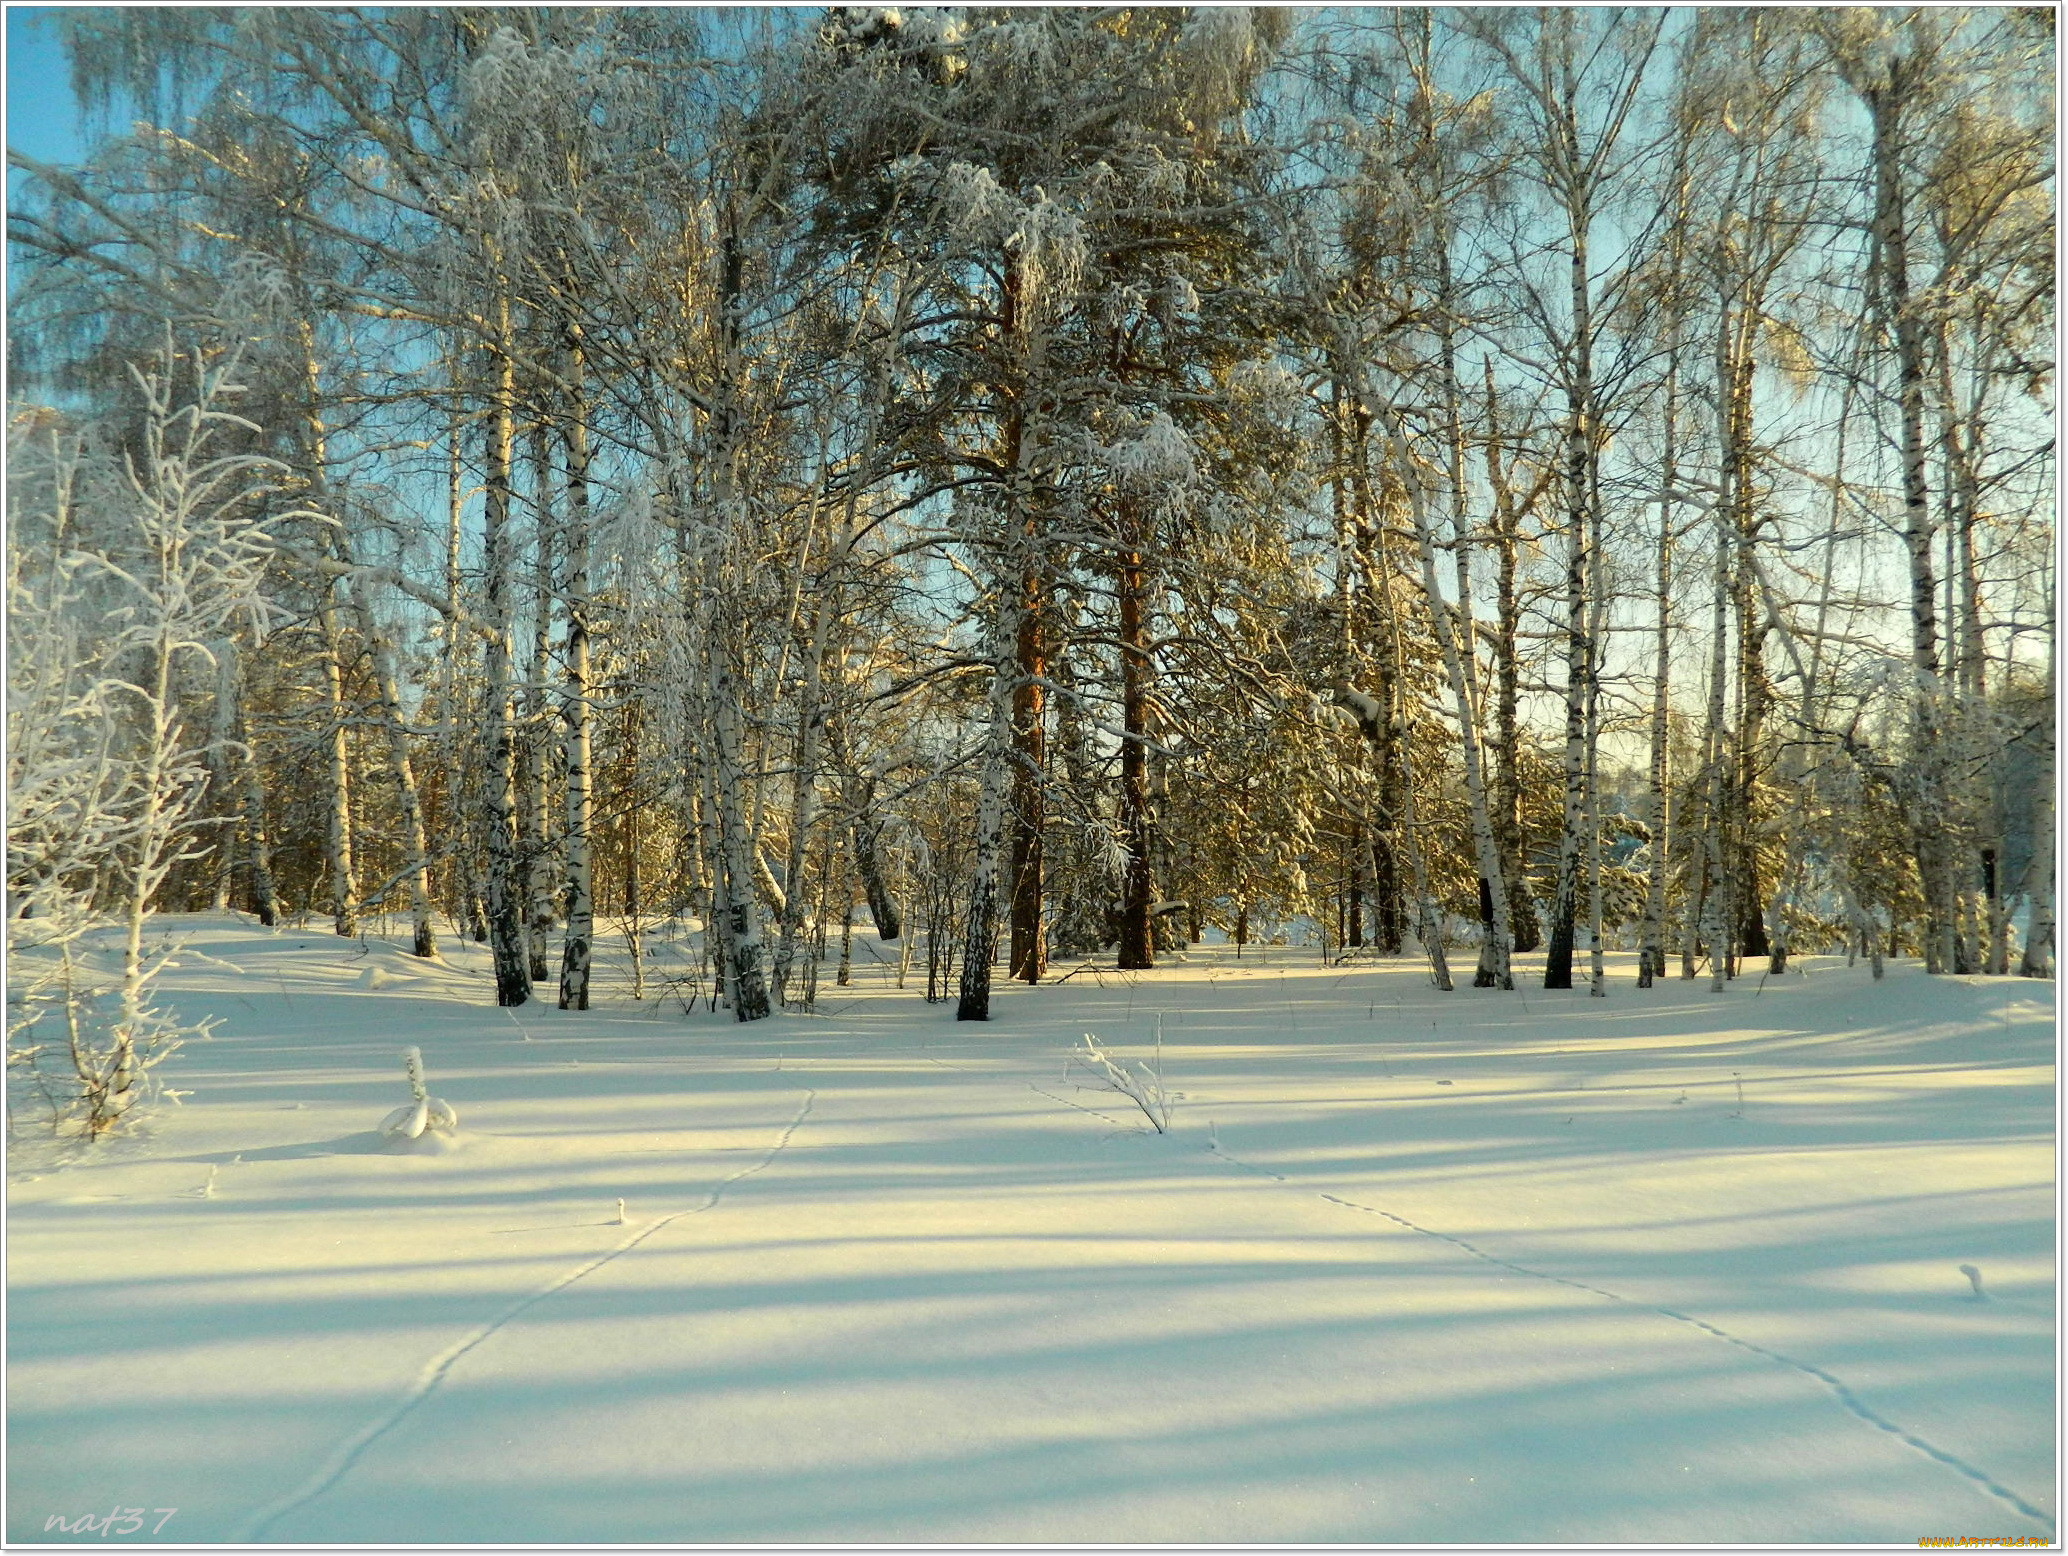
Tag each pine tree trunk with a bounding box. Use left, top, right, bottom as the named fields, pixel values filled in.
left=1116, top=505, right=1154, bottom=971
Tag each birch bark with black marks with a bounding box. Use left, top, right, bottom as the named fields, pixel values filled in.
left=1357, top=484, right=1452, bottom=992
left=957, top=601, right=1015, bottom=1021
left=1860, top=48, right=1956, bottom=973
left=1481, top=362, right=1542, bottom=956
left=482, top=300, right=533, bottom=1007
left=705, top=221, right=773, bottom=1022
left=1365, top=398, right=1512, bottom=991
left=557, top=339, right=594, bottom=1010
left=1638, top=353, right=1679, bottom=988
left=443, top=403, right=488, bottom=943
left=1700, top=492, right=1734, bottom=993
left=301, top=381, right=357, bottom=938
left=522, top=421, right=557, bottom=983
left=317, top=589, right=360, bottom=938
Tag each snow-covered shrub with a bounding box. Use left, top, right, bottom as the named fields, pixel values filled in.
left=1068, top=1030, right=1172, bottom=1134
left=7, top=346, right=292, bottom=1141
left=378, top=1046, right=459, bottom=1143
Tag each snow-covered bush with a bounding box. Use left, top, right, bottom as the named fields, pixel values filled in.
left=7, top=346, right=293, bottom=1140
left=378, top=1046, right=459, bottom=1143
left=1068, top=1030, right=1172, bottom=1134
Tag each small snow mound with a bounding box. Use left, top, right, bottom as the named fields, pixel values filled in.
left=380, top=1099, right=429, bottom=1140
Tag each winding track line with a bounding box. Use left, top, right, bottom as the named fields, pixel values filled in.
left=239, top=1088, right=816, bottom=1541
left=1207, top=1144, right=2054, bottom=1532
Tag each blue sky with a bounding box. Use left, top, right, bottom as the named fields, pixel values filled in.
left=7, top=6, right=84, bottom=169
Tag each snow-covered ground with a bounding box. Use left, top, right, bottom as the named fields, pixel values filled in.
left=8, top=916, right=2057, bottom=1543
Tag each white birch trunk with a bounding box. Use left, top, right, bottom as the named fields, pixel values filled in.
left=318, top=592, right=359, bottom=938
left=711, top=637, right=771, bottom=1022
left=231, top=646, right=278, bottom=928
left=1701, top=506, right=1734, bottom=994
left=1380, top=415, right=1510, bottom=990
left=557, top=351, right=595, bottom=1011
left=1584, top=489, right=1608, bottom=998
left=444, top=408, right=487, bottom=943
left=482, top=307, right=533, bottom=1006
left=524, top=424, right=556, bottom=983
left=206, top=639, right=238, bottom=910
left=957, top=597, right=1015, bottom=1020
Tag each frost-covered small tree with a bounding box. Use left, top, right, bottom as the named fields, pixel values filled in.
left=8, top=347, right=295, bottom=1137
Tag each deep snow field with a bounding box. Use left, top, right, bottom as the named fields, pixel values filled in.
left=6, top=914, right=2057, bottom=1545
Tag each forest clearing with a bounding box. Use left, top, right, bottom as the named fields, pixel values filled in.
left=5, top=6, right=2056, bottom=1544
left=6, top=916, right=2055, bottom=1543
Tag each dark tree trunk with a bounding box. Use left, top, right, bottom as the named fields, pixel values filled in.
left=852, top=813, right=902, bottom=942
left=1007, top=579, right=1045, bottom=983
left=1346, top=820, right=1366, bottom=948
left=1116, top=521, right=1153, bottom=971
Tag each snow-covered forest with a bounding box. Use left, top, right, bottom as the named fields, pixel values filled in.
left=3, top=8, right=2057, bottom=1542
left=9, top=8, right=2055, bottom=1062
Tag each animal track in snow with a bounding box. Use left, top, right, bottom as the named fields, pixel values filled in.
left=1207, top=1143, right=2053, bottom=1533
left=239, top=1088, right=817, bottom=1540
